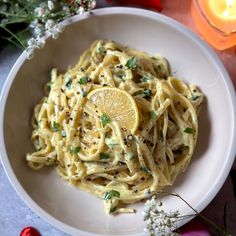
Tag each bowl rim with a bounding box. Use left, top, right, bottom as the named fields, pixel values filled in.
left=0, top=7, right=235, bottom=236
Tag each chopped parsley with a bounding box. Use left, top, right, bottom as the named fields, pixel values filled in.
left=100, top=153, right=110, bottom=160
left=109, top=206, right=117, bottom=213
left=80, top=76, right=88, bottom=84
left=140, top=75, right=153, bottom=82
left=71, top=146, right=81, bottom=154
left=52, top=121, right=59, bottom=132
left=104, top=190, right=120, bottom=200
left=184, top=127, right=196, bottom=134
left=101, top=113, right=111, bottom=127
left=191, top=94, right=200, bottom=101
left=143, top=89, right=152, bottom=98
left=150, top=110, right=157, bottom=119
left=140, top=166, right=151, bottom=174
left=125, top=56, right=138, bottom=70
left=98, top=46, right=106, bottom=55
left=65, top=80, right=71, bottom=89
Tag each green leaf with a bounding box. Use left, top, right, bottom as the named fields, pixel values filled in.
left=143, top=89, right=152, bottom=98
left=101, top=113, right=111, bottom=127
left=52, top=121, right=59, bottom=132
left=104, top=190, right=120, bottom=200
left=125, top=56, right=137, bottom=70
left=66, top=80, right=71, bottom=89
left=98, top=46, right=106, bottom=55
left=100, top=153, right=110, bottom=160
left=140, top=76, right=153, bottom=82
left=109, top=206, right=117, bottom=213
left=184, top=127, right=196, bottom=134
left=191, top=94, right=200, bottom=101
left=150, top=110, right=157, bottom=119
left=140, top=166, right=151, bottom=174
left=80, top=76, right=87, bottom=84
left=71, top=146, right=81, bottom=154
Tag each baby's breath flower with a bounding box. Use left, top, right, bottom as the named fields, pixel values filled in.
left=45, top=19, right=55, bottom=31
left=1, top=0, right=96, bottom=58
left=143, top=195, right=180, bottom=236
left=47, top=1, right=54, bottom=11
left=34, top=7, right=46, bottom=18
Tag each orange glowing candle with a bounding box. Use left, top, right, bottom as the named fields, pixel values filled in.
left=192, top=0, right=236, bottom=50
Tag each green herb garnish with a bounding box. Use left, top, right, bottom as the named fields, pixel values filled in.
left=101, top=113, right=111, bottom=127
left=109, top=206, right=117, bottom=213
left=150, top=110, right=157, bottom=119
left=52, top=121, right=59, bottom=132
left=184, top=127, right=196, bottom=134
left=98, top=46, right=106, bottom=55
left=125, top=56, right=138, bottom=70
left=80, top=76, right=88, bottom=84
left=66, top=80, right=71, bottom=89
left=100, top=153, right=110, bottom=160
left=140, top=76, right=153, bottom=82
left=104, top=190, right=120, bottom=200
left=191, top=94, right=200, bottom=101
left=143, top=89, right=152, bottom=99
left=71, top=146, right=81, bottom=154
left=140, top=166, right=151, bottom=174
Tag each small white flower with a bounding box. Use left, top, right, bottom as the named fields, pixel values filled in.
left=62, top=5, right=70, bottom=15
left=143, top=195, right=180, bottom=236
left=26, top=37, right=46, bottom=59
left=35, top=7, right=45, bottom=18
left=47, top=1, right=54, bottom=11
left=90, top=0, right=96, bottom=9
left=27, top=38, right=36, bottom=47
left=29, top=19, right=39, bottom=29
left=33, top=25, right=43, bottom=37
left=77, top=6, right=85, bottom=15
left=45, top=19, right=55, bottom=31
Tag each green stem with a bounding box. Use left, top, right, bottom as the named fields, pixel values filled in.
left=0, top=11, right=28, bottom=18
left=0, top=25, right=25, bottom=49
left=165, top=192, right=230, bottom=235
left=0, top=36, right=24, bottom=50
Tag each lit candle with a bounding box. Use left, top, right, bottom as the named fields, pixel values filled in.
left=191, top=0, right=236, bottom=50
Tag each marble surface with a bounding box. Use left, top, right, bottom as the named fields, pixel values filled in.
left=0, top=1, right=236, bottom=236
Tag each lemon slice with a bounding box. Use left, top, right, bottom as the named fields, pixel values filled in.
left=87, top=87, right=139, bottom=134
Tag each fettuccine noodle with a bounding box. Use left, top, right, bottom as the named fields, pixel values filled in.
left=26, top=40, right=203, bottom=214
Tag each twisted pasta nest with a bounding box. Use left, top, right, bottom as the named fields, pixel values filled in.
left=26, top=40, right=203, bottom=213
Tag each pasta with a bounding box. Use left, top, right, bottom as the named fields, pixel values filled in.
left=26, top=40, right=203, bottom=214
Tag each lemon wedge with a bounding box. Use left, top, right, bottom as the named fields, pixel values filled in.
left=87, top=87, right=139, bottom=134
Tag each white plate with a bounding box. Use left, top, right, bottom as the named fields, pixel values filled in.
left=0, top=7, right=235, bottom=236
